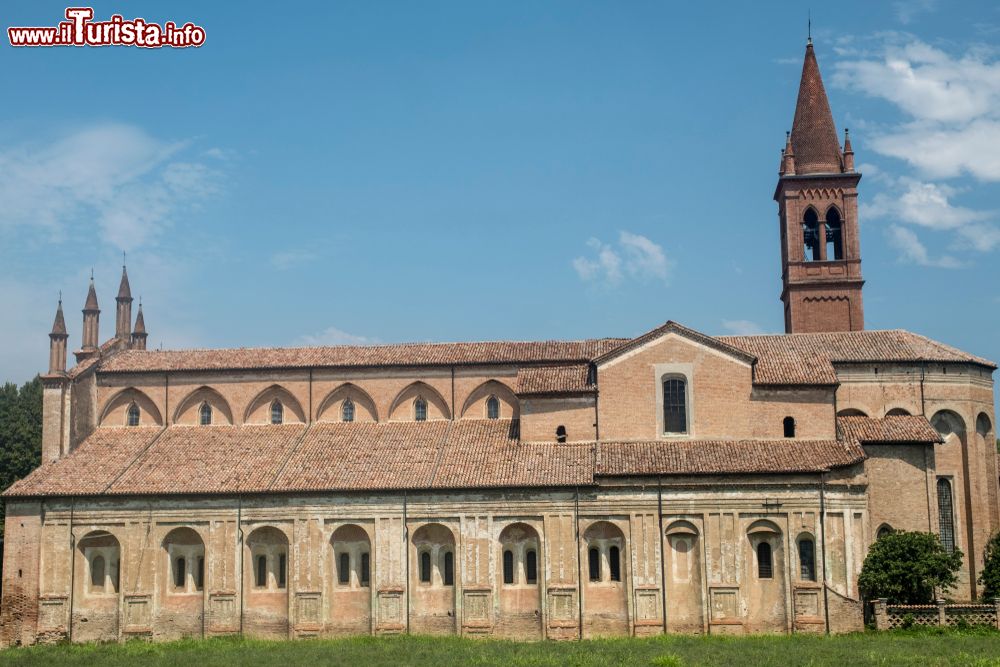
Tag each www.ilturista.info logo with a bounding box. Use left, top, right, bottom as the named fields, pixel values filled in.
left=8, top=7, right=205, bottom=48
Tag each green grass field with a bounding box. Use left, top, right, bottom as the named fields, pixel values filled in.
left=1, top=628, right=999, bottom=666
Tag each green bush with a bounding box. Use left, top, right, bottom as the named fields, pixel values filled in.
left=858, top=530, right=962, bottom=604
left=980, top=531, right=1000, bottom=600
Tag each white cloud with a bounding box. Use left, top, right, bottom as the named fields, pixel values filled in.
left=0, top=123, right=222, bottom=251
left=573, top=231, right=671, bottom=286
left=862, top=181, right=991, bottom=231
left=886, top=225, right=963, bottom=268
left=893, top=0, right=938, bottom=25
left=295, top=326, right=377, bottom=347
left=722, top=320, right=765, bottom=336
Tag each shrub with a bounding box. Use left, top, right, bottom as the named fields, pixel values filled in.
left=858, top=531, right=963, bottom=604
left=980, top=531, right=1000, bottom=600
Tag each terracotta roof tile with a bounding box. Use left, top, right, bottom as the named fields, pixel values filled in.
left=108, top=425, right=307, bottom=495
left=837, top=415, right=942, bottom=445
left=594, top=321, right=756, bottom=367
left=516, top=365, right=593, bottom=395
left=789, top=43, right=843, bottom=175
left=595, top=438, right=865, bottom=477
left=98, top=339, right=628, bottom=374
left=720, top=329, right=995, bottom=385
left=4, top=427, right=161, bottom=497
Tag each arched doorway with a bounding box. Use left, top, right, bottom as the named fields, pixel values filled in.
left=745, top=520, right=787, bottom=633
left=74, top=530, right=121, bottom=643
left=582, top=521, right=628, bottom=637
left=244, top=526, right=289, bottom=638
left=410, top=523, right=456, bottom=635
left=496, top=522, right=542, bottom=639
left=159, top=527, right=205, bottom=639
left=329, top=524, right=372, bottom=636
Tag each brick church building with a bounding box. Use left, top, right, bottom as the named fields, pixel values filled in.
left=1, top=40, right=997, bottom=644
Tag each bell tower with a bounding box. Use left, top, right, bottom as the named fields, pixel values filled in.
left=776, top=39, right=864, bottom=333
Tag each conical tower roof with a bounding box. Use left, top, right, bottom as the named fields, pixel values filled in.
left=133, top=302, right=146, bottom=334
left=84, top=277, right=100, bottom=312
left=50, top=298, right=67, bottom=336
left=117, top=264, right=132, bottom=301
left=789, top=42, right=843, bottom=175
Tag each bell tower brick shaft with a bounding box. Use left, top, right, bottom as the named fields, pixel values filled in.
left=776, top=40, right=864, bottom=334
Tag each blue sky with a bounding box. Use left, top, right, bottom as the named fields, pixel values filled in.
left=1, top=1, right=998, bottom=410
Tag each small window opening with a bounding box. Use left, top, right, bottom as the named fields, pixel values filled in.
left=588, top=547, right=600, bottom=582
left=270, top=400, right=283, bottom=425
left=196, top=556, right=204, bottom=590
left=825, top=208, right=843, bottom=260
left=662, top=377, right=688, bottom=434
left=126, top=402, right=140, bottom=426
left=502, top=549, right=514, bottom=584
left=609, top=545, right=621, bottom=582
left=556, top=425, right=567, bottom=443
left=174, top=557, right=186, bottom=589
left=419, top=551, right=431, bottom=583
left=360, top=552, right=370, bottom=586
left=757, top=542, right=773, bottom=579
left=414, top=397, right=427, bottom=422
left=798, top=538, right=816, bottom=581
left=91, top=555, right=105, bottom=590
left=937, top=478, right=956, bottom=553
left=278, top=553, right=287, bottom=588
left=443, top=551, right=454, bottom=586
left=338, top=552, right=350, bottom=585
left=342, top=398, right=355, bottom=423
left=803, top=208, right=821, bottom=261
left=783, top=416, right=796, bottom=438
left=199, top=402, right=212, bottom=426
left=525, top=549, right=537, bottom=584
left=255, top=555, right=267, bottom=588
left=877, top=524, right=894, bottom=540
left=486, top=395, right=500, bottom=420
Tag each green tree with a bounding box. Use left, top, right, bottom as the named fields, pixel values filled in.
left=981, top=532, right=1000, bottom=600
left=858, top=531, right=963, bottom=604
left=0, top=377, right=43, bottom=545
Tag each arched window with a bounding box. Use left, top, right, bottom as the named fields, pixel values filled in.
left=414, top=397, right=427, bottom=422
left=886, top=408, right=911, bottom=417
left=255, top=555, right=267, bottom=588
left=442, top=551, right=454, bottom=586
left=126, top=402, right=140, bottom=427
left=360, top=552, right=370, bottom=586
left=199, top=402, right=213, bottom=426
left=757, top=542, right=773, bottom=579
left=486, top=395, right=500, bottom=420
left=609, top=545, right=621, bottom=582
left=937, top=478, right=955, bottom=553
left=825, top=207, right=843, bottom=261
left=91, top=555, right=106, bottom=590
left=525, top=549, right=537, bottom=584
left=783, top=416, right=796, bottom=438
left=803, top=208, right=821, bottom=261
left=278, top=553, right=287, bottom=588
left=502, top=549, right=514, bottom=584
left=270, top=400, right=283, bottom=425
left=419, top=551, right=431, bottom=583
left=174, top=557, right=186, bottom=589
left=338, top=552, right=350, bottom=585
left=588, top=547, right=601, bottom=581
left=556, top=425, right=567, bottom=443
left=662, top=377, right=687, bottom=434
left=877, top=524, right=894, bottom=540
left=798, top=537, right=816, bottom=581
left=342, top=398, right=355, bottom=423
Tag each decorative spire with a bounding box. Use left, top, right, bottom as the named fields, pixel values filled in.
left=84, top=273, right=99, bottom=312
left=131, top=298, right=148, bottom=350
left=788, top=41, right=843, bottom=175
left=117, top=260, right=132, bottom=301
left=843, top=128, right=855, bottom=172
left=115, top=259, right=133, bottom=339
left=50, top=295, right=67, bottom=337
left=782, top=131, right=796, bottom=176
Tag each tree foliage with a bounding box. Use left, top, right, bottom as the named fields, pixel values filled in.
left=859, top=531, right=963, bottom=604
left=980, top=531, right=1000, bottom=600
left=0, top=377, right=43, bottom=544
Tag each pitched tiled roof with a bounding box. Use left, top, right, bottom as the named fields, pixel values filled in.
left=98, top=339, right=628, bottom=373
left=593, top=321, right=756, bottom=367
left=516, top=365, right=593, bottom=395
left=6, top=421, right=593, bottom=498
left=837, top=415, right=942, bottom=445
left=595, top=438, right=865, bottom=477
left=720, top=330, right=996, bottom=385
